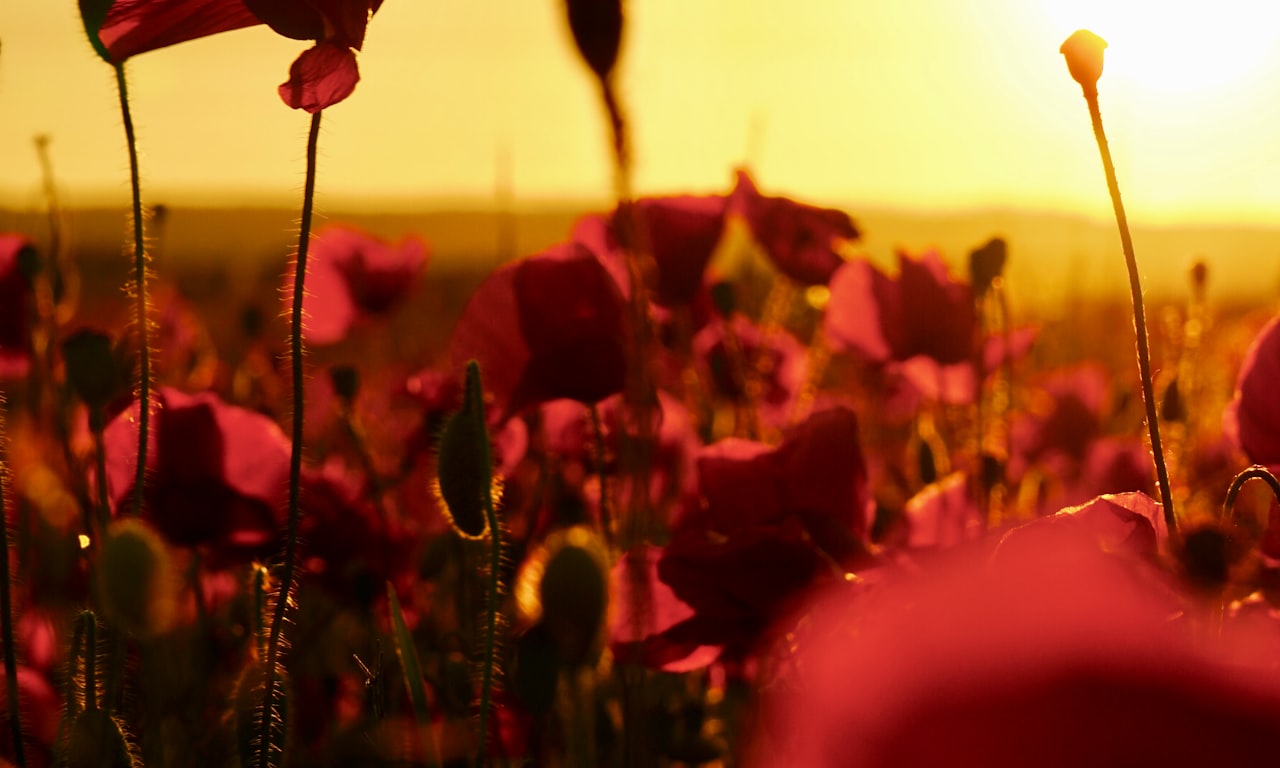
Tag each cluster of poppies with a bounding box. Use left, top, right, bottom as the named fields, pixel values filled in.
left=9, top=157, right=1280, bottom=762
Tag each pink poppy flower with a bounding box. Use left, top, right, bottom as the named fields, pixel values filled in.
left=448, top=242, right=628, bottom=422
left=79, top=0, right=260, bottom=63
left=0, top=234, right=35, bottom=379
left=571, top=194, right=728, bottom=307
left=755, top=515, right=1280, bottom=768
left=291, top=224, right=427, bottom=346
left=244, top=0, right=384, bottom=111
left=825, top=251, right=975, bottom=366
left=729, top=169, right=859, bottom=286
left=104, top=387, right=290, bottom=562
left=991, top=492, right=1168, bottom=571
left=1010, top=363, right=1110, bottom=471
left=1225, top=313, right=1280, bottom=467
left=694, top=314, right=808, bottom=431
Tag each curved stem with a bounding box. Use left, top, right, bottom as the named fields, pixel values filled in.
left=258, top=109, right=322, bottom=768
left=1221, top=465, right=1280, bottom=524
left=1083, top=91, right=1176, bottom=538
left=0, top=396, right=25, bottom=768
left=114, top=63, right=149, bottom=519
left=467, top=362, right=501, bottom=768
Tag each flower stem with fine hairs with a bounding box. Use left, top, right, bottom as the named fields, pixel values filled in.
left=0, top=395, right=27, bottom=768
left=1082, top=90, right=1177, bottom=537
left=114, top=63, right=150, bottom=519
left=258, top=109, right=323, bottom=768
left=1221, top=466, right=1280, bottom=524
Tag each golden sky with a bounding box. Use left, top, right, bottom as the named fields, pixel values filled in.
left=2, top=1, right=1279, bottom=223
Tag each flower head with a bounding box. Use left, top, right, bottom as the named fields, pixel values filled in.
left=730, top=169, right=859, bottom=286
left=79, top=0, right=260, bottom=63
left=1061, top=29, right=1108, bottom=95
left=290, top=224, right=427, bottom=346
left=0, top=234, right=35, bottom=379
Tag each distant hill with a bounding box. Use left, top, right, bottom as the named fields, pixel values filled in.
left=2, top=203, right=1277, bottom=316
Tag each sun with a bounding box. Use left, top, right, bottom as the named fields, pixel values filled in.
left=1043, top=0, right=1280, bottom=93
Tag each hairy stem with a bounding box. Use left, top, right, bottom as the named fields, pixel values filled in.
left=1221, top=466, right=1280, bottom=524
left=0, top=396, right=26, bottom=767
left=114, top=63, right=149, bottom=520
left=1084, top=92, right=1176, bottom=538
left=258, top=109, right=322, bottom=768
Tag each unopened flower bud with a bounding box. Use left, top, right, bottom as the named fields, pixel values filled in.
left=565, top=0, right=623, bottom=81
left=968, top=237, right=1007, bottom=297
left=1060, top=30, right=1107, bottom=95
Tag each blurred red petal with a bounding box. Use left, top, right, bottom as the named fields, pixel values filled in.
left=730, top=169, right=857, bottom=285
left=1226, top=313, right=1280, bottom=466
left=91, top=0, right=260, bottom=62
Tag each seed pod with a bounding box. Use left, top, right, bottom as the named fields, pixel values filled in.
left=62, top=328, right=124, bottom=413
left=565, top=0, right=623, bottom=81
left=968, top=238, right=1007, bottom=297
left=98, top=518, right=177, bottom=637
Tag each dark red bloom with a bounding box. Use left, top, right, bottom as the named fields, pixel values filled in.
left=694, top=314, right=807, bottom=431
left=572, top=194, right=728, bottom=307
left=79, top=0, right=260, bottom=63
left=292, top=224, right=427, bottom=346
left=104, top=387, right=290, bottom=562
left=825, top=251, right=975, bottom=366
left=245, top=0, right=384, bottom=111
left=0, top=234, right=35, bottom=379
left=448, top=242, right=628, bottom=422
left=1225, top=313, right=1280, bottom=467
left=729, top=169, right=859, bottom=286
left=991, top=492, right=1168, bottom=571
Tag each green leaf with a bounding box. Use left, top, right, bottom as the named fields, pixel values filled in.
left=387, top=582, right=440, bottom=767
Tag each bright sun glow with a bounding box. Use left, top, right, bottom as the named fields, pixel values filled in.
left=1043, top=0, right=1280, bottom=92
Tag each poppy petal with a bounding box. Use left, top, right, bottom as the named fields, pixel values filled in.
left=279, top=41, right=360, bottom=112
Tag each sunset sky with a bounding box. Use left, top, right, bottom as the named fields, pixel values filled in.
left=2, top=1, right=1279, bottom=224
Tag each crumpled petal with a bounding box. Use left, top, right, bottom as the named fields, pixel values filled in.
left=82, top=0, right=260, bottom=63
left=279, top=41, right=360, bottom=112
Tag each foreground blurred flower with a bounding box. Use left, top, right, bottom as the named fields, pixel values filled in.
left=246, top=0, right=385, bottom=111
left=756, top=510, right=1280, bottom=768
left=291, top=224, right=427, bottom=346
left=79, top=0, right=260, bottom=63
left=104, top=387, right=290, bottom=562
left=449, top=243, right=628, bottom=422
left=0, top=234, right=35, bottom=379
left=730, top=169, right=859, bottom=286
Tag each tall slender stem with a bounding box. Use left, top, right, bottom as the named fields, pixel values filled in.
left=0, top=396, right=26, bottom=768
left=258, top=109, right=322, bottom=768
left=1084, top=92, right=1176, bottom=537
left=113, top=63, right=149, bottom=519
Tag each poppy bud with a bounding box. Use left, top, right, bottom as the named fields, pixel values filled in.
left=62, top=329, right=122, bottom=413
left=1190, top=260, right=1208, bottom=293
left=66, top=709, right=137, bottom=768
left=98, top=518, right=177, bottom=637
left=516, top=526, right=610, bottom=667
left=565, top=0, right=623, bottom=81
left=329, top=364, right=360, bottom=405
left=434, top=360, right=498, bottom=539
left=1060, top=30, right=1108, bottom=95
left=968, top=238, right=1007, bottom=297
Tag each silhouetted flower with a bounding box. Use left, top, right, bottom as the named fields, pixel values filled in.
left=0, top=234, right=35, bottom=378
left=573, top=194, right=728, bottom=307
left=104, top=387, right=290, bottom=562
left=79, top=0, right=259, bottom=63
left=730, top=169, right=859, bottom=285
left=292, top=224, right=427, bottom=346
left=563, top=0, right=623, bottom=81
left=825, top=251, right=975, bottom=366
left=244, top=0, right=384, bottom=111
left=448, top=242, right=628, bottom=422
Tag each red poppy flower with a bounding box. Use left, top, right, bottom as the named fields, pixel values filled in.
left=1225, top=313, right=1280, bottom=467
left=79, top=0, right=260, bottom=63
left=104, top=387, right=290, bottom=562
left=694, top=314, right=808, bottom=431
left=448, top=242, right=628, bottom=423
left=729, top=169, right=858, bottom=285
left=991, top=492, right=1168, bottom=571
left=291, top=224, right=427, bottom=346
left=244, top=0, right=384, bottom=111
left=1010, top=363, right=1109, bottom=470
left=825, top=251, right=975, bottom=366
left=572, top=194, right=728, bottom=307
left=0, top=234, right=35, bottom=379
